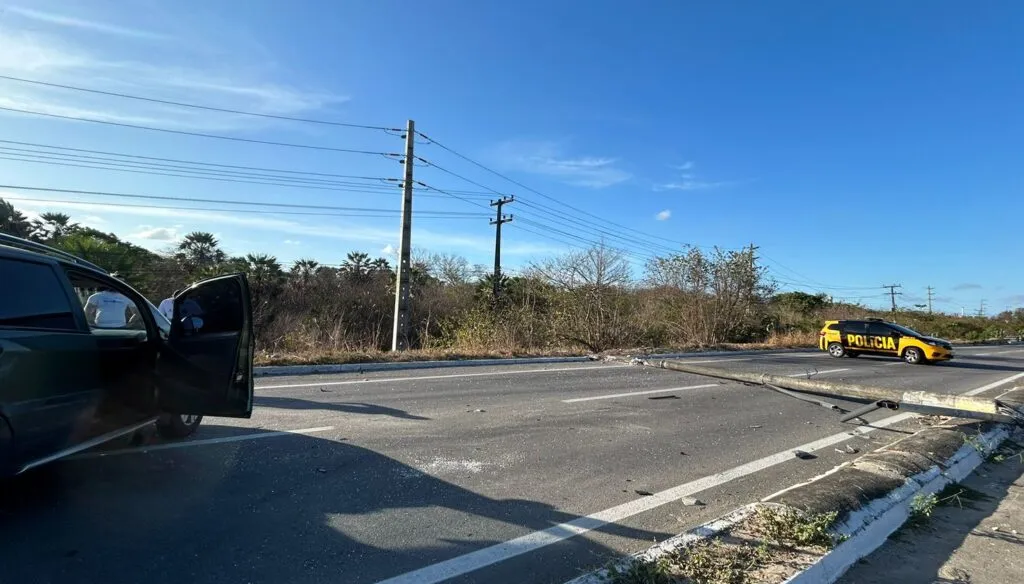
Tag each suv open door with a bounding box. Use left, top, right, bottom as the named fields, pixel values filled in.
left=156, top=274, right=254, bottom=417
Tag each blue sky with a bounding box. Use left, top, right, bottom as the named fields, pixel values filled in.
left=0, top=1, right=1021, bottom=314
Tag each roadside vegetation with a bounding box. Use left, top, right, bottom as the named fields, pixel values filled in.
left=606, top=506, right=843, bottom=584
left=4, top=199, right=1022, bottom=365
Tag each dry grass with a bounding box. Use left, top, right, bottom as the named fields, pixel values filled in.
left=254, top=335, right=823, bottom=366
left=254, top=347, right=588, bottom=366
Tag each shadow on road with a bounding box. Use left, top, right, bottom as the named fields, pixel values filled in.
left=256, top=395, right=431, bottom=420
left=0, top=425, right=664, bottom=584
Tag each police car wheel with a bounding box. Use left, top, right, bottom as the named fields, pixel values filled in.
left=827, top=342, right=845, bottom=358
left=156, top=413, right=204, bottom=439
left=902, top=347, right=924, bottom=365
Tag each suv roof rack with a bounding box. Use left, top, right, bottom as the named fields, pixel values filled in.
left=0, top=233, right=109, bottom=274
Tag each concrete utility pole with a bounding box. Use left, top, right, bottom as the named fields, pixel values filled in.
left=489, top=195, right=514, bottom=299
left=883, top=284, right=902, bottom=313
left=926, top=286, right=934, bottom=314
left=391, top=119, right=415, bottom=351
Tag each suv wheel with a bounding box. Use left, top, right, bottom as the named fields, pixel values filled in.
left=827, top=342, right=846, bottom=358
left=902, top=347, right=925, bottom=365
left=156, top=413, right=203, bottom=439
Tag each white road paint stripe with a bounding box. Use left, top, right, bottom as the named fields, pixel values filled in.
left=962, top=371, right=1024, bottom=396
left=561, top=384, right=719, bottom=403
left=677, top=358, right=752, bottom=364
left=786, top=368, right=849, bottom=377
left=373, top=414, right=914, bottom=584
left=65, top=426, right=336, bottom=460
left=974, top=353, right=992, bottom=357
left=256, top=364, right=620, bottom=390
left=374, top=369, right=1024, bottom=584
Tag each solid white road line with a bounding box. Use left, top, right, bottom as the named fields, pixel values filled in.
left=256, top=364, right=620, bottom=390
left=372, top=414, right=914, bottom=584
left=963, top=371, right=1024, bottom=396
left=374, top=369, right=1024, bottom=584
left=561, top=384, right=719, bottom=403
left=786, top=368, right=849, bottom=377
left=65, top=426, right=336, bottom=460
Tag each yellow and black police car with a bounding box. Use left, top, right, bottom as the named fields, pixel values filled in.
left=818, top=318, right=953, bottom=364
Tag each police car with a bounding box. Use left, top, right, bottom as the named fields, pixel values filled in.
left=819, top=318, right=953, bottom=364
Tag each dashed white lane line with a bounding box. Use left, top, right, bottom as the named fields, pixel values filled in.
left=256, top=364, right=621, bottom=390
left=561, top=384, right=719, bottom=403
left=373, top=414, right=913, bottom=584
left=65, top=426, right=336, bottom=460
left=374, top=369, right=1024, bottom=584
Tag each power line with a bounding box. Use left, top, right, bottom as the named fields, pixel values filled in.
left=0, top=105, right=401, bottom=157
left=414, top=133, right=721, bottom=251
left=0, top=153, right=472, bottom=199
left=1, top=196, right=487, bottom=219
left=0, top=184, right=490, bottom=216
left=0, top=74, right=400, bottom=131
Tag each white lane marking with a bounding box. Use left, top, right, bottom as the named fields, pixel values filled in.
left=561, top=384, right=719, bottom=403
left=256, top=364, right=620, bottom=390
left=885, top=362, right=905, bottom=366
left=678, top=358, right=752, bottom=364
left=974, top=353, right=992, bottom=357
left=372, top=414, right=914, bottom=584
left=786, top=368, right=849, bottom=377
left=963, top=371, right=1024, bottom=396
left=375, top=367, right=1024, bottom=584
left=65, top=426, right=336, bottom=460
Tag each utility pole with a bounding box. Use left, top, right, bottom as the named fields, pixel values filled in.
left=977, top=299, right=987, bottom=317
left=882, top=284, right=902, bottom=313
left=489, top=195, right=514, bottom=299
left=926, top=286, right=934, bottom=314
left=391, top=119, right=415, bottom=351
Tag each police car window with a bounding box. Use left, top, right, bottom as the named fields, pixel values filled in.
left=66, top=271, right=147, bottom=333
left=843, top=322, right=867, bottom=334
left=867, top=322, right=892, bottom=336
left=0, top=258, right=76, bottom=330
left=888, top=323, right=922, bottom=337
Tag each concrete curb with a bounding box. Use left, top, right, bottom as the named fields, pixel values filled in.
left=563, top=422, right=1013, bottom=584
left=253, top=356, right=595, bottom=377
left=253, top=348, right=817, bottom=378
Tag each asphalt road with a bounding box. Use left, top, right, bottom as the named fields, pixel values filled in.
left=3, top=346, right=1023, bottom=584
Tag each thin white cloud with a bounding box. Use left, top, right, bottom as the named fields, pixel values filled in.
left=283, top=239, right=301, bottom=246
left=492, top=140, right=631, bottom=188
left=381, top=244, right=396, bottom=255
left=656, top=209, right=671, bottom=221
left=7, top=6, right=170, bottom=41
left=653, top=180, right=737, bottom=192
left=130, top=225, right=179, bottom=241
left=0, top=26, right=346, bottom=131
left=672, top=161, right=695, bottom=172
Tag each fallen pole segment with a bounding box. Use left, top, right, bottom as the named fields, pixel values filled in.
left=653, top=359, right=1024, bottom=424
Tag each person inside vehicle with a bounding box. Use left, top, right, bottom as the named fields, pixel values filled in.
left=84, top=275, right=139, bottom=329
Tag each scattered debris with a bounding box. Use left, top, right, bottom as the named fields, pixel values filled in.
left=681, top=497, right=704, bottom=506
left=793, top=450, right=817, bottom=460
left=319, top=388, right=332, bottom=392
left=468, top=408, right=486, bottom=413
left=680, top=451, right=687, bottom=456
left=635, top=489, right=655, bottom=496
left=835, top=444, right=860, bottom=455
left=625, top=478, right=633, bottom=482
left=648, top=395, right=679, bottom=400
left=748, top=425, right=763, bottom=429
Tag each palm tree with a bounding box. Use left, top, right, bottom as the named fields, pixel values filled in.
left=370, top=257, right=391, bottom=273
left=175, top=231, right=226, bottom=273
left=0, top=199, right=33, bottom=239
left=32, top=212, right=78, bottom=240
left=290, top=258, right=320, bottom=284
left=244, top=253, right=284, bottom=284
left=339, top=251, right=371, bottom=281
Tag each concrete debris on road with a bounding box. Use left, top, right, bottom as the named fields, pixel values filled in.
left=793, top=450, right=816, bottom=460
left=635, top=490, right=654, bottom=496
left=680, top=497, right=704, bottom=506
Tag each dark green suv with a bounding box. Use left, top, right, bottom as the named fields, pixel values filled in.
left=0, top=234, right=255, bottom=476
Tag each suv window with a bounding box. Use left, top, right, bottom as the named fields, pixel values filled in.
left=65, top=270, right=148, bottom=334
left=0, top=258, right=77, bottom=330
left=867, top=322, right=892, bottom=336
left=842, top=321, right=867, bottom=334
left=826, top=323, right=841, bottom=331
